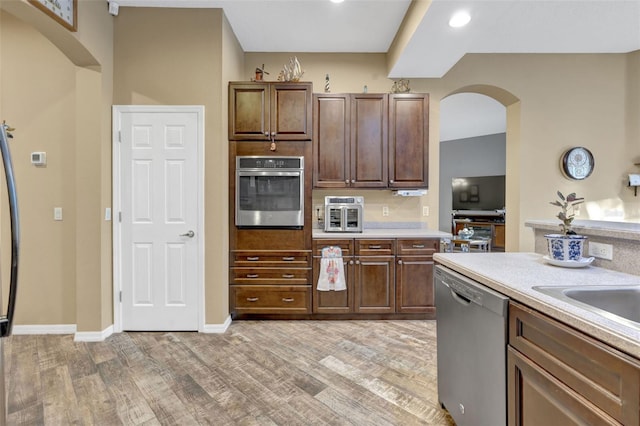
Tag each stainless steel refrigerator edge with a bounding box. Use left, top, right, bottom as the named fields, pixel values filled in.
left=435, top=265, right=508, bottom=426
left=0, top=122, right=21, bottom=426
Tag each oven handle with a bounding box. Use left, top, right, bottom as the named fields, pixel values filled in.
left=237, top=171, right=302, bottom=177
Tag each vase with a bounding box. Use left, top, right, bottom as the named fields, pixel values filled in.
left=544, top=234, right=587, bottom=261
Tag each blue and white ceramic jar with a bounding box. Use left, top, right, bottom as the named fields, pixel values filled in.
left=544, top=234, right=587, bottom=261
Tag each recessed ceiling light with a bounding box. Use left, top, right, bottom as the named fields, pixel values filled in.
left=449, top=11, right=471, bottom=28
left=330, top=0, right=344, bottom=3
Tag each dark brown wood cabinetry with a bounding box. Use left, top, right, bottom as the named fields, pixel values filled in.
left=354, top=239, right=396, bottom=313
left=230, top=251, right=312, bottom=316
left=313, top=93, right=428, bottom=189
left=229, top=82, right=312, bottom=141
left=312, top=237, right=438, bottom=318
left=508, top=301, right=640, bottom=425
left=388, top=94, right=429, bottom=188
left=396, top=238, right=438, bottom=313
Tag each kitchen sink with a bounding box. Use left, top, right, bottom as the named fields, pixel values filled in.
left=532, top=285, right=640, bottom=330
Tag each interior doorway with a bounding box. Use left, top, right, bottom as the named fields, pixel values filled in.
left=438, top=93, right=507, bottom=244
left=112, top=105, right=205, bottom=332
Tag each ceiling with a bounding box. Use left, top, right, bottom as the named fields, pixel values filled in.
left=114, top=0, right=640, bottom=78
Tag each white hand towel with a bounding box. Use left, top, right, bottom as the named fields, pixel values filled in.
left=317, top=246, right=347, bottom=291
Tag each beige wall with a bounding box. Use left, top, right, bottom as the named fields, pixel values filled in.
left=114, top=8, right=245, bottom=325
left=0, top=1, right=113, bottom=331
left=247, top=52, right=635, bottom=253
left=1, top=3, right=639, bottom=329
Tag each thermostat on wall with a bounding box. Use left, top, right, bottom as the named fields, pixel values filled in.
left=31, top=152, right=46, bottom=166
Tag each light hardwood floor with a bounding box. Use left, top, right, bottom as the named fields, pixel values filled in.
left=5, top=320, right=455, bottom=425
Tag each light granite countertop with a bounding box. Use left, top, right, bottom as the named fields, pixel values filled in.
left=433, top=252, right=640, bottom=359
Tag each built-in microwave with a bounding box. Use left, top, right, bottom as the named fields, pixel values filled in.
left=235, top=156, right=304, bottom=228
left=324, top=196, right=364, bottom=232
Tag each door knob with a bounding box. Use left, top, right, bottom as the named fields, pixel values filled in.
left=180, top=230, right=195, bottom=238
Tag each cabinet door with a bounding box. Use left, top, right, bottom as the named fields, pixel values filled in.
left=508, top=347, right=618, bottom=426
left=271, top=83, right=312, bottom=140
left=396, top=256, right=435, bottom=313
left=494, top=224, right=506, bottom=250
left=388, top=94, right=429, bottom=188
left=313, top=94, right=350, bottom=188
left=229, top=83, right=270, bottom=140
left=313, top=256, right=354, bottom=314
left=354, top=255, right=395, bottom=313
left=350, top=94, right=388, bottom=188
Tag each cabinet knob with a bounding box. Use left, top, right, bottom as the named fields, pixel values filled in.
left=282, top=274, right=294, bottom=279
left=398, top=260, right=403, bottom=265
left=282, top=256, right=295, bottom=261
left=390, top=179, right=394, bottom=184
left=282, top=297, right=295, bottom=303
left=264, top=132, right=269, bottom=137
left=349, top=260, right=354, bottom=265
left=247, top=256, right=259, bottom=261
left=351, top=179, right=355, bottom=184
left=345, top=180, right=350, bottom=184
left=246, top=274, right=259, bottom=278
left=355, top=260, right=360, bottom=265
left=246, top=297, right=259, bottom=302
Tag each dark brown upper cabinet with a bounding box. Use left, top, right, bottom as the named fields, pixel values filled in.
left=313, top=92, right=428, bottom=189
left=229, top=82, right=312, bottom=141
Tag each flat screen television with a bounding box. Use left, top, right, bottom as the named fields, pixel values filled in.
left=452, top=175, right=505, bottom=211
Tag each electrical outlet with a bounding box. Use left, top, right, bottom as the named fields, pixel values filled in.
left=423, top=206, right=430, bottom=216
left=382, top=206, right=389, bottom=216
left=588, top=242, right=613, bottom=260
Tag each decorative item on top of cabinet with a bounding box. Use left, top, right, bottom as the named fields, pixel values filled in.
left=229, top=82, right=312, bottom=141
left=313, top=92, right=428, bottom=189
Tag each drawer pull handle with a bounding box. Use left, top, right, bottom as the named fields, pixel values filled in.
left=282, top=274, right=295, bottom=279
left=369, top=245, right=382, bottom=249
left=282, top=256, right=295, bottom=261
left=246, top=256, right=260, bottom=261
left=412, top=244, right=425, bottom=249
left=246, top=274, right=259, bottom=278
left=282, top=297, right=295, bottom=303
left=246, top=297, right=259, bottom=302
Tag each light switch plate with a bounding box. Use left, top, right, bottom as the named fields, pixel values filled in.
left=54, top=207, right=63, bottom=221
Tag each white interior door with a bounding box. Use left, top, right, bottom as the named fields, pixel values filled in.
left=113, top=106, right=204, bottom=331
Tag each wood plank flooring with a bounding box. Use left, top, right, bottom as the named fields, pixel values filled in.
left=4, top=320, right=455, bottom=425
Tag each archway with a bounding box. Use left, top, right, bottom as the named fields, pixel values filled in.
left=439, top=85, right=521, bottom=251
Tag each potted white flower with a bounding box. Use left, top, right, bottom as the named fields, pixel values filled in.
left=544, top=191, right=587, bottom=261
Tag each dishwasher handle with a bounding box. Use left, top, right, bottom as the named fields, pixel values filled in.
left=449, top=287, right=472, bottom=306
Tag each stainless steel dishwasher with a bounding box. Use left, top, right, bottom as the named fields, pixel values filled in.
left=434, top=264, right=509, bottom=426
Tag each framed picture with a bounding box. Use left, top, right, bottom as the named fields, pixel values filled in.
left=459, top=191, right=469, bottom=202
left=28, top=0, right=77, bottom=32
left=470, top=185, right=479, bottom=196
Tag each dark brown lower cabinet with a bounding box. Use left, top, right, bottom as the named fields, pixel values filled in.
left=354, top=255, right=395, bottom=313
left=508, top=301, right=640, bottom=426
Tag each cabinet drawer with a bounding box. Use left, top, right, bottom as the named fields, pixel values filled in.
left=232, top=251, right=311, bottom=268
left=397, top=238, right=439, bottom=256
left=355, top=239, right=395, bottom=256
left=232, top=285, right=311, bottom=313
left=312, top=239, right=354, bottom=257
left=231, top=267, right=310, bottom=285
left=509, top=301, right=640, bottom=425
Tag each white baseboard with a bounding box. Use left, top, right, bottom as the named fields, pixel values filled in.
left=74, top=325, right=114, bottom=342
left=202, top=315, right=231, bottom=333
left=12, top=324, right=77, bottom=335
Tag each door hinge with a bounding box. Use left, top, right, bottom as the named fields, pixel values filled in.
left=118, top=130, right=122, bottom=143
left=119, top=211, right=122, bottom=222
left=119, top=291, right=122, bottom=302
